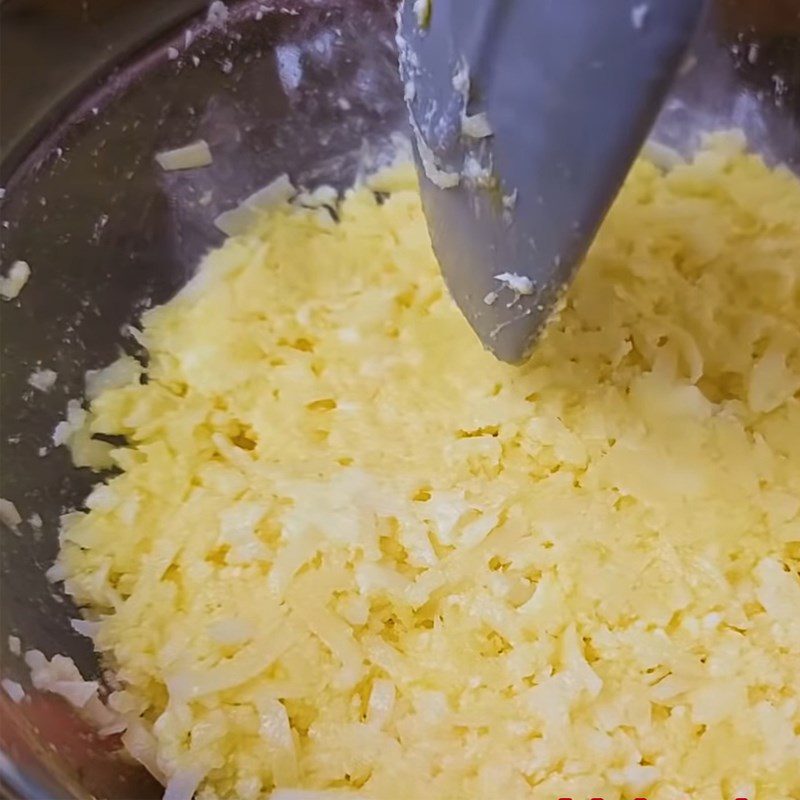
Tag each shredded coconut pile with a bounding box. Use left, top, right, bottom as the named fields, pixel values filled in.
left=54, top=134, right=800, bottom=800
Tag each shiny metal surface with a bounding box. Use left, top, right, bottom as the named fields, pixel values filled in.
left=398, top=0, right=706, bottom=363
left=0, top=1, right=798, bottom=798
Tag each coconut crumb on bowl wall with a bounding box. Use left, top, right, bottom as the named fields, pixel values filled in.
left=156, top=140, right=213, bottom=171
left=0, top=260, right=31, bottom=300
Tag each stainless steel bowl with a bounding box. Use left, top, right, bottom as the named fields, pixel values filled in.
left=0, top=1, right=797, bottom=798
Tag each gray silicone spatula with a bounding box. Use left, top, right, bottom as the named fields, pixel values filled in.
left=398, top=0, right=706, bottom=363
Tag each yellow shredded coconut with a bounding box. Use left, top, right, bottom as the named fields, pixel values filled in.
left=56, top=133, right=800, bottom=800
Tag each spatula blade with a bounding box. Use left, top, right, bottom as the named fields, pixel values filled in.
left=398, top=0, right=706, bottom=362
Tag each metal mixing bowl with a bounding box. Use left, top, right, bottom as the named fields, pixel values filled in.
left=0, top=1, right=797, bottom=798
